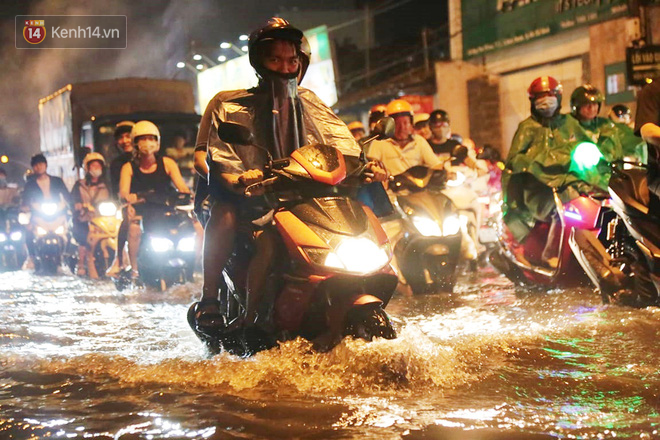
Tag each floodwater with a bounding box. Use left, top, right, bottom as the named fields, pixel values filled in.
left=0, top=266, right=659, bottom=439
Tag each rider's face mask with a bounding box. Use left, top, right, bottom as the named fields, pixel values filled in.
left=89, top=168, right=103, bottom=178
left=534, top=95, right=558, bottom=118
left=136, top=135, right=159, bottom=156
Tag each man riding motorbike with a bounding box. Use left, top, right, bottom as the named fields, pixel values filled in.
left=21, top=154, right=71, bottom=270
left=107, top=121, right=135, bottom=276
left=502, top=76, right=568, bottom=267
left=195, top=17, right=387, bottom=332
left=118, top=120, right=190, bottom=280
left=70, top=152, right=111, bottom=277
left=367, top=99, right=441, bottom=176
left=427, top=109, right=461, bottom=160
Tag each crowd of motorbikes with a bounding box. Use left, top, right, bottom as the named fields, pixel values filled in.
left=1, top=190, right=199, bottom=292
left=4, top=118, right=658, bottom=359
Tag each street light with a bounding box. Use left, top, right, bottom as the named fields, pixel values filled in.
left=239, top=34, right=248, bottom=41
left=192, top=54, right=202, bottom=61
left=220, top=41, right=244, bottom=56
left=196, top=64, right=204, bottom=70
left=217, top=55, right=227, bottom=62
left=241, top=45, right=248, bottom=52
left=176, top=61, right=200, bottom=73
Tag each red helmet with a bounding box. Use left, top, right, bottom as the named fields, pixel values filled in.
left=527, top=76, right=563, bottom=100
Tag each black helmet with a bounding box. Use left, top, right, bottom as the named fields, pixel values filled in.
left=248, top=17, right=310, bottom=83
left=570, top=84, right=604, bottom=116
left=429, top=109, right=450, bottom=125
left=610, top=104, right=631, bottom=118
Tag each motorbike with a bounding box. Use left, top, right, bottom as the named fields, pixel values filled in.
left=85, top=201, right=123, bottom=279
left=29, top=200, right=70, bottom=275
left=491, top=142, right=612, bottom=288
left=386, top=165, right=462, bottom=294
left=188, top=120, right=398, bottom=356
left=0, top=206, right=28, bottom=271
left=569, top=159, right=660, bottom=307
left=115, top=192, right=197, bottom=291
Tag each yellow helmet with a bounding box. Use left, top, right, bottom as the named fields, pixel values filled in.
left=347, top=121, right=365, bottom=131
left=386, top=99, right=413, bottom=118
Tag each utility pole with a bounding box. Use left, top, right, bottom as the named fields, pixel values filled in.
left=365, top=1, right=371, bottom=87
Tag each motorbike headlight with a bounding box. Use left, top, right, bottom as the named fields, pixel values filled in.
left=0, top=233, right=6, bottom=242
left=412, top=216, right=442, bottom=237
left=10, top=231, right=22, bottom=241
left=18, top=213, right=30, bottom=225
left=40, top=202, right=58, bottom=216
left=442, top=215, right=461, bottom=236
left=447, top=171, right=466, bottom=187
left=303, top=238, right=389, bottom=275
left=55, top=225, right=65, bottom=235
left=571, top=141, right=603, bottom=171
left=176, top=236, right=196, bottom=253
left=333, top=237, right=389, bottom=274
left=151, top=237, right=174, bottom=253
left=36, top=226, right=48, bottom=236
left=98, top=202, right=118, bottom=217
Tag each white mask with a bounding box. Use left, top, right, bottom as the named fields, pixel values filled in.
left=534, top=96, right=558, bottom=118
left=89, top=168, right=103, bottom=178
left=138, top=143, right=159, bottom=156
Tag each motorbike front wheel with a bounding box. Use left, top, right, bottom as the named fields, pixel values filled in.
left=343, top=304, right=396, bottom=341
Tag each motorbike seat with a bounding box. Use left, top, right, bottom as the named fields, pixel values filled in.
left=620, top=168, right=649, bottom=207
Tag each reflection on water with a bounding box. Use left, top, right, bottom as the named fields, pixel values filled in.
left=0, top=267, right=659, bottom=439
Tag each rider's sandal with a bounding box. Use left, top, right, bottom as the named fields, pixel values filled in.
left=194, top=299, right=224, bottom=332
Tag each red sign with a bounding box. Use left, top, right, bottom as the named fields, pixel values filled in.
left=400, top=95, right=435, bottom=114
left=23, top=19, right=46, bottom=44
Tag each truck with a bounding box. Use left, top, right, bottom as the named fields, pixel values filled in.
left=38, top=78, right=200, bottom=188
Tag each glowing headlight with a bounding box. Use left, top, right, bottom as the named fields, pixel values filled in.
left=412, top=216, right=442, bottom=237
left=572, top=142, right=603, bottom=170
left=36, top=226, right=48, bottom=236
left=447, top=171, right=466, bottom=187
left=151, top=237, right=174, bottom=253
left=55, top=225, right=65, bottom=235
left=176, top=236, right=196, bottom=253
left=10, top=231, right=22, bottom=241
left=442, top=215, right=461, bottom=236
left=40, top=202, right=58, bottom=216
left=18, top=213, right=30, bottom=225
left=98, top=202, right=118, bottom=217
left=0, top=233, right=6, bottom=243
left=331, top=237, right=389, bottom=274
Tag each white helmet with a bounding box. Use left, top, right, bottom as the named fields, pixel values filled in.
left=130, top=120, right=160, bottom=145
left=82, top=152, right=106, bottom=171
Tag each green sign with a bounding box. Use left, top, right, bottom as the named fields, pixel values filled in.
left=462, top=0, right=630, bottom=59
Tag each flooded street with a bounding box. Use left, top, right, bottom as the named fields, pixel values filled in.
left=1, top=266, right=659, bottom=439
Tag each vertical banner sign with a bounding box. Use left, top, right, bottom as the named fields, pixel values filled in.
left=461, top=0, right=630, bottom=59
left=23, top=19, right=46, bottom=45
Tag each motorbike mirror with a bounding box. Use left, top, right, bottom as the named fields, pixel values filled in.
left=216, top=121, right=254, bottom=145
left=372, top=117, right=395, bottom=140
